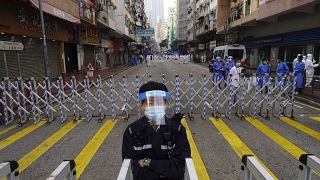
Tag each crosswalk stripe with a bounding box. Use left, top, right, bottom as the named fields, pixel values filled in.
left=210, top=118, right=277, bottom=179
left=18, top=120, right=81, bottom=172
left=75, top=120, right=117, bottom=179
left=0, top=125, right=17, bottom=136
left=246, top=117, right=320, bottom=177
left=0, top=121, right=46, bottom=150
left=310, top=116, right=320, bottom=122
left=181, top=119, right=210, bottom=180
left=297, top=102, right=320, bottom=111
left=279, top=117, right=320, bottom=140
left=246, top=117, right=305, bottom=159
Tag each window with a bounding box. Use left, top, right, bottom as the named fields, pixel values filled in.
left=228, top=49, right=244, bottom=60
left=284, top=46, right=306, bottom=70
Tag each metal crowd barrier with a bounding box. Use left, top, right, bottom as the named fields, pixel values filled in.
left=0, top=161, right=20, bottom=180
left=298, top=154, right=320, bottom=180
left=241, top=155, right=275, bottom=180
left=46, top=160, right=76, bottom=180
left=117, top=158, right=198, bottom=180
left=0, top=73, right=297, bottom=126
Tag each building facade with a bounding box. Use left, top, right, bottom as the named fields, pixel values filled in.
left=216, top=0, right=320, bottom=73
left=0, top=0, right=148, bottom=79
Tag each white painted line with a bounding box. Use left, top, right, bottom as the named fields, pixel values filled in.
left=294, top=105, right=303, bottom=109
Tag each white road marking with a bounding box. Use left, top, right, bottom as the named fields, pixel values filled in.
left=294, top=105, right=303, bottom=109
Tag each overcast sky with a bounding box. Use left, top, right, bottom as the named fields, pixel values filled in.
left=164, top=0, right=175, bottom=19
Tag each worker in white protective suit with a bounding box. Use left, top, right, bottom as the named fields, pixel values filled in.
left=305, top=54, right=319, bottom=87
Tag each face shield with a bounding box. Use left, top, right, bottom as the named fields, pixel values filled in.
left=139, top=90, right=171, bottom=125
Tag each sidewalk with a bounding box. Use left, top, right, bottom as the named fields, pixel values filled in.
left=61, top=65, right=132, bottom=82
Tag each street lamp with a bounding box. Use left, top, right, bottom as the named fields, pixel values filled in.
left=38, top=0, right=49, bottom=77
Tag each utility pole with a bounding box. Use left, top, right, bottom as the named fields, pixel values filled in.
left=39, top=0, right=49, bottom=77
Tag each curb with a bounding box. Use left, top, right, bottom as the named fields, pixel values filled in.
left=296, top=96, right=320, bottom=109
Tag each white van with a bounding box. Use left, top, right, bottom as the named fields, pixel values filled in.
left=213, top=44, right=246, bottom=60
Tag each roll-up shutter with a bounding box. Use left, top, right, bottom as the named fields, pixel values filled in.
left=0, top=34, right=60, bottom=79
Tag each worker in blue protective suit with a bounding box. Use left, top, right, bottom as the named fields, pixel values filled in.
left=122, top=81, right=191, bottom=180
left=276, top=59, right=289, bottom=85
left=256, top=60, right=271, bottom=87
left=225, top=56, right=235, bottom=81
left=294, top=55, right=305, bottom=94
left=212, top=57, right=224, bottom=88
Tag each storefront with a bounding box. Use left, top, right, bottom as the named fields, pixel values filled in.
left=242, top=28, right=320, bottom=73
left=0, top=0, right=80, bottom=78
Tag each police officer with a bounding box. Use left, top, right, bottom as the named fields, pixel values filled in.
left=122, top=81, right=191, bottom=180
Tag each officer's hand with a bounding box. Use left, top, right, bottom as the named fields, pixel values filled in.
left=138, top=159, right=144, bottom=167
left=171, top=113, right=184, bottom=122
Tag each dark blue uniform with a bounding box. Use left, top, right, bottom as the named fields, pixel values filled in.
left=122, top=114, right=191, bottom=180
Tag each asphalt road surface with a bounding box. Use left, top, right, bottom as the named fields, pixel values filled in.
left=0, top=59, right=320, bottom=180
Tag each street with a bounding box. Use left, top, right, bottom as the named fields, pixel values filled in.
left=0, top=60, right=319, bottom=180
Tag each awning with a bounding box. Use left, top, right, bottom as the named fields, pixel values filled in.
left=29, top=0, right=80, bottom=24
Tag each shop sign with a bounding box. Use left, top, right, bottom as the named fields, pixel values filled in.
left=136, top=29, right=155, bottom=37
left=210, top=40, right=216, bottom=50
left=198, top=44, right=205, bottom=50
left=0, top=41, right=24, bottom=51
left=80, top=0, right=96, bottom=25
left=80, top=25, right=99, bottom=45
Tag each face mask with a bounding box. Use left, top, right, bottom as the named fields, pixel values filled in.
left=236, top=63, right=241, bottom=67
left=144, top=106, right=166, bottom=125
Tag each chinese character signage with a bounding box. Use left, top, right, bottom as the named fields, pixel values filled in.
left=80, top=25, right=99, bottom=45
left=0, top=41, right=24, bottom=51
left=80, top=0, right=96, bottom=25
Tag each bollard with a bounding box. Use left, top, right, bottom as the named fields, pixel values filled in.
left=43, top=78, right=51, bottom=124
left=97, top=76, right=104, bottom=123
left=57, top=79, right=66, bottom=123
left=202, top=73, right=207, bottom=120
left=175, top=74, right=181, bottom=114
left=266, top=74, right=271, bottom=120
left=110, top=76, right=116, bottom=120
left=1, top=80, right=9, bottom=125
left=136, top=74, right=140, bottom=118
left=123, top=75, right=129, bottom=121
left=71, top=77, right=79, bottom=122
left=214, top=74, right=220, bottom=119
left=227, top=74, right=233, bottom=120
left=290, top=74, right=296, bottom=119
left=188, top=73, right=194, bottom=121
left=84, top=76, right=92, bottom=122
